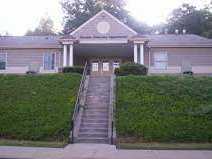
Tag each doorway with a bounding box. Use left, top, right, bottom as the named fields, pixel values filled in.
left=90, top=58, right=120, bottom=76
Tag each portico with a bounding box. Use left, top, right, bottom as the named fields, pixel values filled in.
left=59, top=9, right=147, bottom=75
left=60, top=37, right=146, bottom=74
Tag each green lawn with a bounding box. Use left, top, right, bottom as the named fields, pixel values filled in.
left=116, top=76, right=212, bottom=144
left=0, top=73, right=81, bottom=145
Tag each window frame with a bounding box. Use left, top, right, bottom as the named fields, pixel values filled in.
left=102, top=62, right=110, bottom=72
left=43, top=53, right=56, bottom=71
left=92, top=62, right=99, bottom=72
left=0, top=53, right=7, bottom=70
left=153, top=52, right=168, bottom=70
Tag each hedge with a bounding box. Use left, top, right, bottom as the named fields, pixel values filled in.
left=116, top=76, right=212, bottom=142
left=115, top=63, right=148, bottom=76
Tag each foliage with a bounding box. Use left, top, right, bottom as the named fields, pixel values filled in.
left=115, top=63, right=148, bottom=76
left=183, top=71, right=193, bottom=76
left=167, top=3, right=212, bottom=38
left=0, top=74, right=81, bottom=142
left=62, top=66, right=84, bottom=74
left=116, top=76, right=212, bottom=142
left=25, top=16, right=56, bottom=36
left=61, top=0, right=149, bottom=34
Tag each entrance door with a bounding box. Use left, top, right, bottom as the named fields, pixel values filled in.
left=90, top=59, right=119, bottom=76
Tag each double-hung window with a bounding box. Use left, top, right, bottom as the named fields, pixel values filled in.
left=44, top=53, right=55, bottom=70
left=0, top=53, right=6, bottom=70
left=153, top=52, right=168, bottom=69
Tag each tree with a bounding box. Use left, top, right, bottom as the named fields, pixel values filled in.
left=167, top=3, right=212, bottom=38
left=25, top=16, right=56, bottom=36
left=61, top=0, right=149, bottom=34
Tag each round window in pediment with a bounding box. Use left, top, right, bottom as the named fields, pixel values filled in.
left=97, top=21, right=111, bottom=34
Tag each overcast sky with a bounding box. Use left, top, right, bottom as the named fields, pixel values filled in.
left=0, top=0, right=210, bottom=35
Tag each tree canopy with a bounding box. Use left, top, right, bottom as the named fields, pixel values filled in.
left=61, top=0, right=149, bottom=34
left=166, top=3, right=212, bottom=38
left=25, top=16, right=56, bottom=36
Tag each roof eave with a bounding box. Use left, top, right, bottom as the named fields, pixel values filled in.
left=147, top=44, right=212, bottom=48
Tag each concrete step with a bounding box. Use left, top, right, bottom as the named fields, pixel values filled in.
left=85, top=106, right=108, bottom=112
left=82, top=119, right=108, bottom=123
left=78, top=132, right=108, bottom=138
left=76, top=137, right=109, bottom=144
left=81, top=123, right=108, bottom=128
left=82, top=115, right=108, bottom=120
left=84, top=109, right=108, bottom=113
left=84, top=106, right=109, bottom=112
left=80, top=128, right=108, bottom=133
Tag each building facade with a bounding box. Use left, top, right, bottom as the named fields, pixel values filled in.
left=0, top=10, right=212, bottom=75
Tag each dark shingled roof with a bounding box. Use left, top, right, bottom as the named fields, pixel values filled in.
left=145, top=34, right=212, bottom=47
left=0, top=34, right=212, bottom=49
left=0, top=36, right=61, bottom=49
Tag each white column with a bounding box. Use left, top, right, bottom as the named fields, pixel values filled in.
left=134, top=44, right=138, bottom=63
left=140, top=44, right=144, bottom=65
left=69, top=44, right=73, bottom=67
left=63, top=45, right=67, bottom=67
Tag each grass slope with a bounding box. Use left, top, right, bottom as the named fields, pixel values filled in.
left=0, top=73, right=81, bottom=143
left=116, top=76, right=212, bottom=143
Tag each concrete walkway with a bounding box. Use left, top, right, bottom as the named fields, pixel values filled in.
left=0, top=144, right=212, bottom=159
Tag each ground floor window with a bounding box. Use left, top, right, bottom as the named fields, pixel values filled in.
left=44, top=53, right=55, bottom=70
left=0, top=53, right=6, bottom=70
left=153, top=52, right=168, bottom=69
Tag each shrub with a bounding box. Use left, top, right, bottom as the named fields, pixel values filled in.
left=115, top=63, right=148, bottom=76
left=62, top=66, right=84, bottom=74
left=26, top=71, right=37, bottom=75
left=183, top=71, right=193, bottom=76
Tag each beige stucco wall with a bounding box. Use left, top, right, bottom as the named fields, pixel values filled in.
left=148, top=47, right=212, bottom=74
left=0, top=48, right=61, bottom=74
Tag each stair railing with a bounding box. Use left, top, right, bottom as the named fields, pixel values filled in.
left=109, top=75, right=116, bottom=145
left=70, top=61, right=88, bottom=143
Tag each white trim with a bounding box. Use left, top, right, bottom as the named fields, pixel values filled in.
left=70, top=10, right=137, bottom=36
left=134, top=44, right=138, bottom=63
left=63, top=45, right=68, bottom=67
left=140, top=44, right=144, bottom=65
left=62, top=41, right=74, bottom=45
left=79, top=39, right=128, bottom=44
left=69, top=44, right=73, bottom=67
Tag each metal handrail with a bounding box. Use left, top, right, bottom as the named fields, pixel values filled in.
left=109, top=75, right=116, bottom=145
left=71, top=61, right=88, bottom=143
left=112, top=75, right=116, bottom=145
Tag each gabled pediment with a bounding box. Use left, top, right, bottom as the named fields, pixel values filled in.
left=70, top=10, right=137, bottom=38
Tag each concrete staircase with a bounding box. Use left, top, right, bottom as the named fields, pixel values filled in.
left=76, top=76, right=111, bottom=144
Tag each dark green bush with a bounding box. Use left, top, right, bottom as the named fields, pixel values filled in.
left=62, top=66, right=84, bottom=74
left=183, top=71, right=193, bottom=76
left=115, top=63, right=148, bottom=76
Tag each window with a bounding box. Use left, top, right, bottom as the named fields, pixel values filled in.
left=44, top=53, right=55, bottom=70
left=154, top=52, right=168, bottom=69
left=0, top=53, right=6, bottom=70
left=92, top=62, right=99, bottom=72
left=103, top=62, right=110, bottom=71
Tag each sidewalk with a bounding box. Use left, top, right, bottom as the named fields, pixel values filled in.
left=0, top=144, right=212, bottom=159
